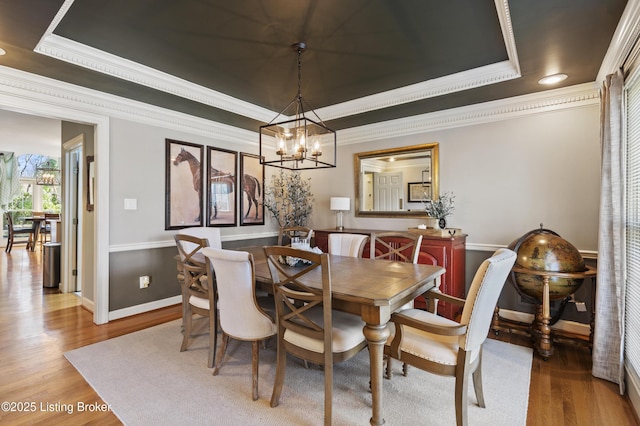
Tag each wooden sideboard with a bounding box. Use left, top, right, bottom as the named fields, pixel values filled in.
left=313, top=228, right=467, bottom=320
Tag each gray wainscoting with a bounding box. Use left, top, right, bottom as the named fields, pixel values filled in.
left=109, top=236, right=278, bottom=311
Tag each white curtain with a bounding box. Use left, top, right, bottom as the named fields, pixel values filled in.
left=593, top=69, right=625, bottom=394
left=0, top=152, right=21, bottom=208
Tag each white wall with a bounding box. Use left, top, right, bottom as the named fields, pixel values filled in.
left=308, top=104, right=600, bottom=251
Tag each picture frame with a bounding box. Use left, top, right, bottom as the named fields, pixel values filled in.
left=408, top=181, right=432, bottom=202
left=86, top=155, right=95, bottom=211
left=239, top=153, right=264, bottom=226
left=165, top=139, right=204, bottom=230
left=206, top=146, right=238, bottom=227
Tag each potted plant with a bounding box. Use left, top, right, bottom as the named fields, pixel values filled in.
left=263, top=169, right=314, bottom=229
left=424, top=191, right=455, bottom=229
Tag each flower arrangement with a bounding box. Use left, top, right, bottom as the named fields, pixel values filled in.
left=424, top=191, right=455, bottom=220
left=263, top=169, right=314, bottom=228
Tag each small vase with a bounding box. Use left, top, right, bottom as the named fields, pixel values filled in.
left=438, top=217, right=447, bottom=229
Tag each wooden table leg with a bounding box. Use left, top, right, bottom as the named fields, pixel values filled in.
left=537, top=276, right=553, bottom=359
left=363, top=323, right=390, bottom=426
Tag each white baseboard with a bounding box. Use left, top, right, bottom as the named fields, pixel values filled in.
left=499, top=308, right=591, bottom=336
left=82, top=297, right=94, bottom=313
left=626, top=362, right=640, bottom=420
left=108, top=296, right=181, bottom=321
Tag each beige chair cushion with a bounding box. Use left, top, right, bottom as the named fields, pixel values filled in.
left=203, top=247, right=276, bottom=340
left=284, top=305, right=366, bottom=353
left=328, top=233, right=368, bottom=257
left=178, top=227, right=222, bottom=253
left=189, top=294, right=210, bottom=310
left=388, top=308, right=477, bottom=366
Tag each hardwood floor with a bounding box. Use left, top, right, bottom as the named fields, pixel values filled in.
left=0, top=247, right=637, bottom=425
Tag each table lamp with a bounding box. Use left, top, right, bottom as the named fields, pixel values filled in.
left=330, top=197, right=350, bottom=230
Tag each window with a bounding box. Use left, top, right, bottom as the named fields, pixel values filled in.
left=625, top=68, right=640, bottom=376
left=5, top=154, right=60, bottom=226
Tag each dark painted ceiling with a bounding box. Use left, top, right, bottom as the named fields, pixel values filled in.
left=0, top=0, right=628, bottom=132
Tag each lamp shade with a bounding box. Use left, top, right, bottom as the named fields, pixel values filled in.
left=330, top=197, right=350, bottom=211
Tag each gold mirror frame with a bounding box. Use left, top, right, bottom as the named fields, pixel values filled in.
left=354, top=143, right=439, bottom=218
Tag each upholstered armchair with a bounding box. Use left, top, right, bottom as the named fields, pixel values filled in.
left=384, top=248, right=517, bottom=426
left=327, top=233, right=368, bottom=257
left=202, top=247, right=277, bottom=401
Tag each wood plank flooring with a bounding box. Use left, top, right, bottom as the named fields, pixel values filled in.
left=0, top=247, right=637, bottom=425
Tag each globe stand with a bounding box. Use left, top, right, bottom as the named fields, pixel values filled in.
left=492, top=265, right=597, bottom=360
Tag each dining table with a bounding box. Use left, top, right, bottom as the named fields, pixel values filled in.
left=240, top=245, right=445, bottom=425
left=23, top=216, right=46, bottom=251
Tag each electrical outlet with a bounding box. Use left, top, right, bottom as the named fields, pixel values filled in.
left=575, top=301, right=587, bottom=312
left=139, top=275, right=150, bottom=289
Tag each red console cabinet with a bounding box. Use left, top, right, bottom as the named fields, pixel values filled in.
left=415, top=234, right=467, bottom=320
left=313, top=229, right=466, bottom=320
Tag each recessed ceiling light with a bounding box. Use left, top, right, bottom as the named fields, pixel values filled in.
left=538, top=73, right=568, bottom=85
left=0, top=48, right=6, bottom=56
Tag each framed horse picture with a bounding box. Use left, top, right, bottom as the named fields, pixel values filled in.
left=240, top=153, right=265, bottom=226
left=206, top=147, right=237, bottom=227
left=165, top=139, right=204, bottom=230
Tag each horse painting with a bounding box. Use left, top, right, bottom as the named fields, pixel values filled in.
left=173, top=148, right=202, bottom=222
left=242, top=174, right=261, bottom=219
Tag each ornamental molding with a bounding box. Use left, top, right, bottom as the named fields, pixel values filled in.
left=34, top=0, right=521, bottom=123
left=0, top=66, right=598, bottom=146
left=337, top=83, right=600, bottom=145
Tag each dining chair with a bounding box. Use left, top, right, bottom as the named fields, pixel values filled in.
left=277, top=226, right=313, bottom=246
left=370, top=231, right=423, bottom=263
left=174, top=233, right=218, bottom=368
left=4, top=212, right=35, bottom=253
left=177, top=226, right=222, bottom=250
left=264, top=245, right=367, bottom=425
left=327, top=233, right=369, bottom=257
left=175, top=227, right=222, bottom=323
left=384, top=248, right=517, bottom=426
left=202, top=247, right=277, bottom=401
left=41, top=213, right=60, bottom=244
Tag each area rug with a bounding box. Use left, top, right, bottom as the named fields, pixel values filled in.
left=65, top=318, right=532, bottom=425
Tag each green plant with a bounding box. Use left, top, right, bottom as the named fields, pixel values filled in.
left=424, top=191, right=455, bottom=219
left=263, top=169, right=314, bottom=228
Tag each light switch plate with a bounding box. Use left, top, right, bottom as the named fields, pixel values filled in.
left=124, top=198, right=137, bottom=210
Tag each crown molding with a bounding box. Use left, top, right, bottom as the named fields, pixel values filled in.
left=336, top=82, right=600, bottom=145
left=495, top=0, right=520, bottom=75
left=34, top=33, right=277, bottom=124
left=0, top=66, right=597, bottom=147
left=597, top=0, right=640, bottom=82
left=0, top=65, right=256, bottom=146
left=315, top=60, right=520, bottom=121
left=34, top=0, right=521, bottom=124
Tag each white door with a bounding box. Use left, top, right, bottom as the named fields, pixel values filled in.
left=373, top=172, right=403, bottom=211
left=62, top=136, right=83, bottom=295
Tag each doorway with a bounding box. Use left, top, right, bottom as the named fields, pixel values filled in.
left=62, top=136, right=83, bottom=297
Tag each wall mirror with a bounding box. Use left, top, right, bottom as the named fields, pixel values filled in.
left=354, top=143, right=438, bottom=218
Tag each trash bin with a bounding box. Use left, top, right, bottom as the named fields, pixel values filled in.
left=43, top=242, right=61, bottom=288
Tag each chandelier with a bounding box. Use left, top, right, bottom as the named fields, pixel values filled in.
left=259, top=42, right=336, bottom=170
left=35, top=160, right=61, bottom=186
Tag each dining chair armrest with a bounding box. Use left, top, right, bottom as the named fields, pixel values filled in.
left=423, top=288, right=466, bottom=307
left=391, top=311, right=467, bottom=336
left=388, top=311, right=467, bottom=359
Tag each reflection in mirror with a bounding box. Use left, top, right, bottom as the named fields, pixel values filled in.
left=354, top=143, right=439, bottom=218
